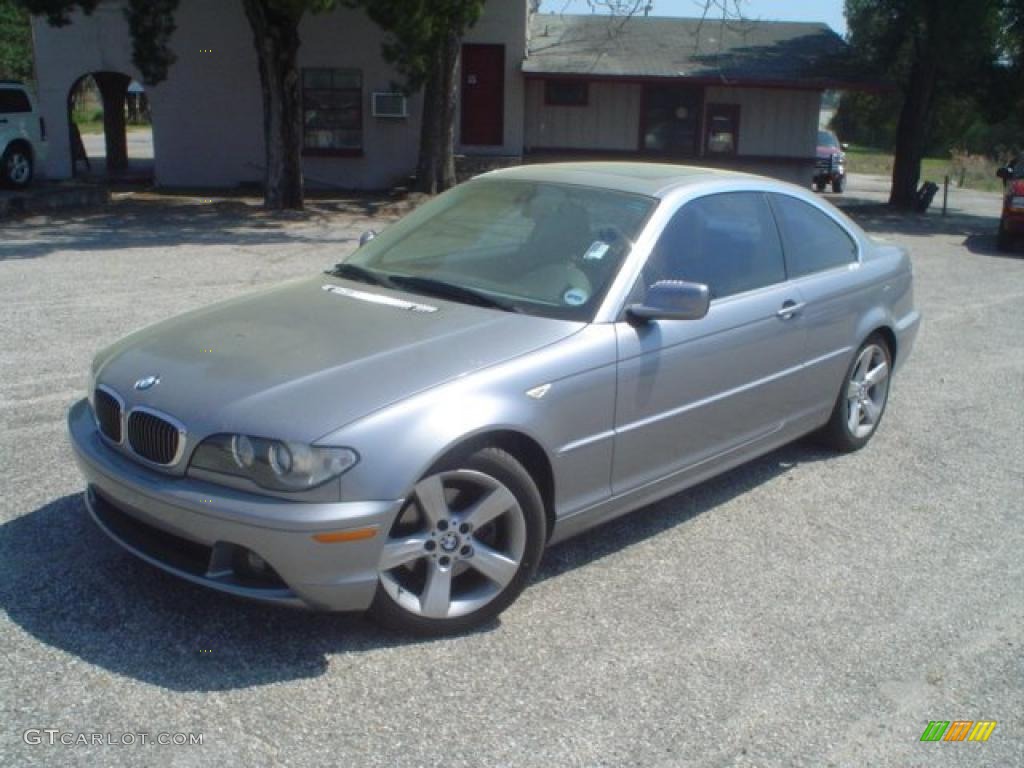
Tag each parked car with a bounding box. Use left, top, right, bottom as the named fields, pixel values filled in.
left=68, top=163, right=920, bottom=635
left=814, top=129, right=848, bottom=193
left=996, top=156, right=1024, bottom=251
left=0, top=80, right=47, bottom=189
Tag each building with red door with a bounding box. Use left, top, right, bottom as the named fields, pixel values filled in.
left=28, top=0, right=867, bottom=190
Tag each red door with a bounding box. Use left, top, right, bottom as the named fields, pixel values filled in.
left=461, top=44, right=504, bottom=146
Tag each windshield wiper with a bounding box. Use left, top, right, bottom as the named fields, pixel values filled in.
left=328, top=262, right=392, bottom=287
left=388, top=275, right=519, bottom=313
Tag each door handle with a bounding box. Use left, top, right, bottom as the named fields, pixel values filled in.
left=0, top=119, right=8, bottom=124
left=776, top=300, right=805, bottom=319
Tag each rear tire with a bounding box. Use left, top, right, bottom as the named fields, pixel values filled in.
left=1, top=144, right=33, bottom=189
left=818, top=335, right=892, bottom=452
left=997, top=220, right=1012, bottom=252
left=369, top=446, right=546, bottom=636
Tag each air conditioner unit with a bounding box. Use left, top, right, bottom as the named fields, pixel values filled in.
left=372, top=92, right=408, bottom=118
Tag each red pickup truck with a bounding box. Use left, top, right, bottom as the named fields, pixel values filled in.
left=997, top=157, right=1024, bottom=251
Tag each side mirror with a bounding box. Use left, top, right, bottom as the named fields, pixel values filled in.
left=840, top=142, right=850, bottom=151
left=996, top=166, right=1011, bottom=181
left=359, top=230, right=377, bottom=247
left=627, top=280, right=710, bottom=323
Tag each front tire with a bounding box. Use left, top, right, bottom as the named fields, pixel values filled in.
left=818, top=335, right=892, bottom=452
left=1, top=144, right=33, bottom=189
left=831, top=174, right=846, bottom=194
left=369, top=447, right=546, bottom=636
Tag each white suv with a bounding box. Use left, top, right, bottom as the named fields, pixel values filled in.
left=0, top=81, right=47, bottom=189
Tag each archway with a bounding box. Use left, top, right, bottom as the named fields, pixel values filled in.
left=67, top=72, right=153, bottom=181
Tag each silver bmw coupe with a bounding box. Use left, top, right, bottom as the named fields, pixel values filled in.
left=68, top=163, right=920, bottom=635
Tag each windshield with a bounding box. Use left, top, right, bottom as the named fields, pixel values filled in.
left=342, top=179, right=657, bottom=321
left=818, top=130, right=839, bottom=148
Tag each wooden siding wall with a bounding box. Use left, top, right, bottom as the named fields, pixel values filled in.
left=704, top=86, right=820, bottom=158
left=524, top=80, right=821, bottom=159
left=524, top=80, right=641, bottom=150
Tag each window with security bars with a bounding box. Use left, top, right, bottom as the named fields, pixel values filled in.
left=302, top=68, right=362, bottom=153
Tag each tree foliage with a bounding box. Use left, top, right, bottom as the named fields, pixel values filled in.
left=352, top=0, right=487, bottom=193
left=840, top=0, right=1013, bottom=205
left=354, top=0, right=483, bottom=92
left=0, top=0, right=34, bottom=81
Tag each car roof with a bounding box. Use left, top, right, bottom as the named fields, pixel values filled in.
left=479, top=162, right=758, bottom=199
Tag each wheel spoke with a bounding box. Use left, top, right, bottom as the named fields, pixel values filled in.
left=847, top=400, right=862, bottom=432
left=461, top=485, right=516, bottom=530
left=413, top=474, right=449, bottom=527
left=865, top=361, right=889, bottom=388
left=420, top=560, right=453, bottom=618
left=854, top=351, right=872, bottom=382
left=862, top=397, right=881, bottom=424
left=468, top=541, right=519, bottom=588
left=379, top=534, right=429, bottom=570
left=846, top=379, right=860, bottom=399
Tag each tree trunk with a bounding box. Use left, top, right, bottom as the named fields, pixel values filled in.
left=94, top=72, right=131, bottom=174
left=889, top=59, right=937, bottom=208
left=415, top=32, right=461, bottom=194
left=415, top=56, right=443, bottom=194
left=240, top=0, right=304, bottom=210
left=438, top=31, right=460, bottom=190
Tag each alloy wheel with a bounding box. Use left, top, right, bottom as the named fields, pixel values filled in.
left=379, top=469, right=527, bottom=620
left=845, top=343, right=890, bottom=439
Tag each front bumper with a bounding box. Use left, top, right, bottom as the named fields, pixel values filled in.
left=68, top=398, right=403, bottom=611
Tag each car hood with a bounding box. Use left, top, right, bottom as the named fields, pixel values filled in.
left=817, top=145, right=840, bottom=158
left=94, top=276, right=582, bottom=443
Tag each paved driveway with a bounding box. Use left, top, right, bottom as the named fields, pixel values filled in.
left=1, top=180, right=1021, bottom=767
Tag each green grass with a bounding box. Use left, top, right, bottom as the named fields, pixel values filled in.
left=846, top=145, right=1004, bottom=193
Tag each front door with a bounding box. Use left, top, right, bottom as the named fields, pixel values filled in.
left=640, top=85, right=702, bottom=156
left=461, top=44, right=505, bottom=146
left=612, top=192, right=807, bottom=493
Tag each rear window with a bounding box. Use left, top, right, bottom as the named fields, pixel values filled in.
left=770, top=194, right=858, bottom=277
left=0, top=89, right=32, bottom=114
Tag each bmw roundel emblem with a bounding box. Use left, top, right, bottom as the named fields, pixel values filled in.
left=134, top=375, right=160, bottom=391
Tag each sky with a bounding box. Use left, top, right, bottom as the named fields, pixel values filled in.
left=541, top=1, right=848, bottom=37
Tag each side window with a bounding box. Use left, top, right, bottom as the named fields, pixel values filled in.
left=0, top=89, right=32, bottom=113
left=770, top=194, right=857, bottom=277
left=643, top=192, right=786, bottom=300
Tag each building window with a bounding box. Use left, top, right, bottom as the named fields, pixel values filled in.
left=544, top=79, right=588, bottom=107
left=302, top=68, right=362, bottom=154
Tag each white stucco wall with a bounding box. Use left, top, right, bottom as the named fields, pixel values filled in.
left=31, top=0, right=528, bottom=189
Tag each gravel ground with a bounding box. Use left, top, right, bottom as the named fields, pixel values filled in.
left=1, top=177, right=1022, bottom=768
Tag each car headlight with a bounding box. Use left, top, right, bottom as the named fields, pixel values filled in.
left=190, top=433, right=358, bottom=491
